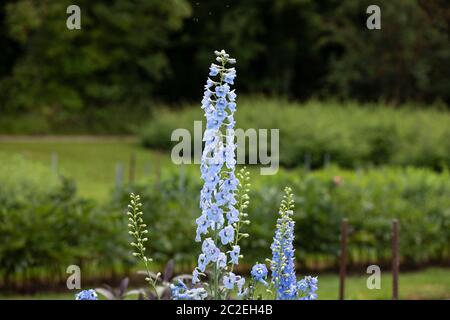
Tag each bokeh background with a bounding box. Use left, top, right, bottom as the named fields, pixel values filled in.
left=0, top=0, right=449, bottom=299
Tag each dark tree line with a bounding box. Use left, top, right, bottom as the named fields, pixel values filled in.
left=0, top=0, right=448, bottom=117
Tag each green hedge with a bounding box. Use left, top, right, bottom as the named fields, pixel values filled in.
left=1, top=156, right=448, bottom=285
left=0, top=156, right=130, bottom=285
left=112, top=164, right=450, bottom=269
left=141, top=98, right=450, bottom=170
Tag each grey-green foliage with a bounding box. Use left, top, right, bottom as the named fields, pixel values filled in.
left=141, top=98, right=450, bottom=170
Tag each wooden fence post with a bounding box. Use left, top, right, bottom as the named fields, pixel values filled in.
left=51, top=152, right=58, bottom=174
left=324, top=153, right=330, bottom=168
left=304, top=153, right=311, bottom=171
left=155, top=152, right=161, bottom=189
left=115, top=162, right=124, bottom=189
left=339, top=218, right=348, bottom=300
left=128, top=153, right=136, bottom=185
left=179, top=164, right=185, bottom=192
left=392, top=219, right=399, bottom=300
left=144, top=160, right=152, bottom=177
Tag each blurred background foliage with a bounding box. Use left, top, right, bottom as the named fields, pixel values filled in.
left=0, top=0, right=449, bottom=133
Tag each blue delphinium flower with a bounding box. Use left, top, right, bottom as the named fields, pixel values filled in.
left=170, top=279, right=189, bottom=299
left=202, top=238, right=220, bottom=262
left=226, top=207, right=239, bottom=224
left=205, top=205, right=224, bottom=227
left=223, top=272, right=237, bottom=290
left=205, top=78, right=215, bottom=88
left=217, top=252, right=227, bottom=269
left=224, top=68, right=236, bottom=84
left=236, top=277, right=247, bottom=297
left=216, top=97, right=227, bottom=111
left=192, top=268, right=201, bottom=284
left=219, top=225, right=235, bottom=245
left=228, top=90, right=237, bottom=101
left=215, top=84, right=230, bottom=97
left=229, top=245, right=240, bottom=264
left=251, top=263, right=268, bottom=286
left=194, top=50, right=241, bottom=296
left=198, top=253, right=208, bottom=272
left=195, top=214, right=209, bottom=241
left=188, top=288, right=208, bottom=300
left=171, top=280, right=208, bottom=300
left=209, top=65, right=219, bottom=76
left=297, top=276, right=318, bottom=300
left=75, top=289, right=98, bottom=300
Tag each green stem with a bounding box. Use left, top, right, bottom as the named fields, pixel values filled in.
left=211, top=57, right=227, bottom=301
left=143, top=258, right=160, bottom=300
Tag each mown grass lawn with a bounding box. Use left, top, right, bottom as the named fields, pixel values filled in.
left=314, top=268, right=450, bottom=300
left=1, top=268, right=448, bottom=300
left=0, top=138, right=172, bottom=201
left=0, top=137, right=264, bottom=201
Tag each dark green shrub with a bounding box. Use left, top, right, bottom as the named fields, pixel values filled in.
left=111, top=168, right=201, bottom=268
left=112, top=164, right=450, bottom=269
left=0, top=156, right=130, bottom=284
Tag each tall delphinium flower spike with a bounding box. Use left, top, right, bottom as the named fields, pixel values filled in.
left=269, top=187, right=298, bottom=300
left=127, top=193, right=160, bottom=299
left=193, top=49, right=241, bottom=299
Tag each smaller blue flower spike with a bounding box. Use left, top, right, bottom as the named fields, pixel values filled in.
left=270, top=187, right=318, bottom=300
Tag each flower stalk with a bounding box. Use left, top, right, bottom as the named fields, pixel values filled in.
left=127, top=193, right=161, bottom=299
